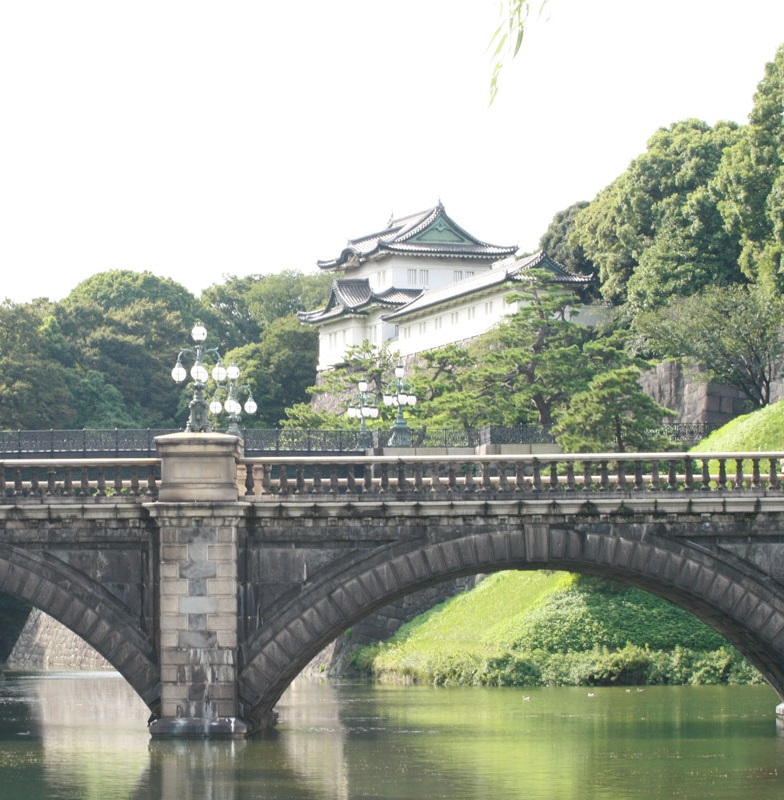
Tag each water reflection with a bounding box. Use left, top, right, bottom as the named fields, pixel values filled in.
left=1, top=673, right=783, bottom=799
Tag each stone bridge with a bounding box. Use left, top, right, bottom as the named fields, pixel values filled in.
left=2, top=433, right=784, bottom=737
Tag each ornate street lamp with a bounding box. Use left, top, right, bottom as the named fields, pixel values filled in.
left=209, top=364, right=258, bottom=436
left=346, top=379, right=379, bottom=431
left=383, top=364, right=417, bottom=447
left=171, top=322, right=256, bottom=433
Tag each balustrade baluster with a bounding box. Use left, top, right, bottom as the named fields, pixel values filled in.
left=0, top=466, right=6, bottom=497
left=497, top=462, right=509, bottom=495
left=296, top=465, right=306, bottom=494
left=114, top=466, right=123, bottom=495
left=346, top=468, right=356, bottom=494
left=599, top=461, right=609, bottom=492
left=616, top=460, right=627, bottom=492
left=329, top=465, right=340, bottom=495
left=130, top=466, right=140, bottom=496
left=583, top=461, right=592, bottom=492
left=29, top=467, right=40, bottom=497
left=565, top=461, right=576, bottom=492
left=532, top=460, right=542, bottom=492
left=312, top=464, right=323, bottom=495
left=515, top=461, right=526, bottom=493
left=667, top=459, right=677, bottom=491
left=364, top=463, right=374, bottom=494
left=96, top=466, right=107, bottom=497
left=734, top=458, right=744, bottom=491
left=80, top=466, right=90, bottom=496
left=380, top=463, right=389, bottom=494
left=684, top=458, right=694, bottom=491
left=63, top=467, right=73, bottom=496
left=47, top=467, right=56, bottom=496
left=482, top=462, right=493, bottom=494
left=549, top=461, right=559, bottom=492
left=770, top=458, right=780, bottom=490
left=244, top=464, right=255, bottom=497
left=429, top=462, right=443, bottom=496
left=447, top=463, right=457, bottom=494
left=146, top=464, right=157, bottom=497
left=464, top=464, right=475, bottom=495
left=279, top=465, right=289, bottom=496
left=718, top=459, right=727, bottom=490
left=12, top=467, right=23, bottom=496
left=261, top=464, right=272, bottom=495
left=752, top=458, right=761, bottom=489
left=414, top=462, right=424, bottom=494
left=634, top=461, right=643, bottom=492
left=700, top=458, right=711, bottom=491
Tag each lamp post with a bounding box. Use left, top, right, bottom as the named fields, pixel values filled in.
left=346, top=379, right=379, bottom=431
left=383, top=364, right=417, bottom=447
left=209, top=364, right=258, bottom=436
left=171, top=322, right=257, bottom=434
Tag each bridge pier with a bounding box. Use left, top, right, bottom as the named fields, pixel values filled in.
left=146, top=433, right=249, bottom=738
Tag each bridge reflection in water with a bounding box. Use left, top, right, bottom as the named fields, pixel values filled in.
left=1, top=436, right=784, bottom=737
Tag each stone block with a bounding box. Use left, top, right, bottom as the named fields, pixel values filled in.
left=179, top=596, right=219, bottom=615
left=180, top=561, right=217, bottom=579
left=177, top=630, right=218, bottom=648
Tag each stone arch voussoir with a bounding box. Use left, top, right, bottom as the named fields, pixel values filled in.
left=0, top=545, right=160, bottom=710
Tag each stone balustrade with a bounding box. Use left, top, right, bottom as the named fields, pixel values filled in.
left=239, top=452, right=784, bottom=499
left=0, top=458, right=161, bottom=500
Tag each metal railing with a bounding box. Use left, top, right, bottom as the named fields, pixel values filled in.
left=0, top=423, right=712, bottom=458
left=238, top=452, right=782, bottom=500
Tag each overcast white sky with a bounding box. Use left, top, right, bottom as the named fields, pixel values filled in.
left=2, top=0, right=783, bottom=304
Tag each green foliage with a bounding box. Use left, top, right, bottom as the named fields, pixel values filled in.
left=692, top=399, right=784, bottom=453
left=350, top=571, right=759, bottom=688
left=538, top=201, right=597, bottom=292
left=715, top=43, right=784, bottom=291
left=572, top=119, right=743, bottom=311
left=637, top=283, right=784, bottom=408
left=553, top=366, right=676, bottom=452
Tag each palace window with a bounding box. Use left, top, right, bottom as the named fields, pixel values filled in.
left=453, top=270, right=463, bottom=282
left=407, top=269, right=417, bottom=285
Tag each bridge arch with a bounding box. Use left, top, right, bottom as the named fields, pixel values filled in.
left=238, top=518, right=784, bottom=730
left=0, top=544, right=160, bottom=711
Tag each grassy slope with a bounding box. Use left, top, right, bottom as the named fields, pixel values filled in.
left=691, top=400, right=784, bottom=452
left=355, top=402, right=784, bottom=685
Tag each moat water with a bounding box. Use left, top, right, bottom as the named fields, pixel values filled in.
left=0, top=672, right=782, bottom=799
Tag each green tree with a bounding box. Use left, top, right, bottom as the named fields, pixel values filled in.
left=282, top=341, right=400, bottom=429
left=247, top=270, right=332, bottom=329
left=573, top=119, right=743, bottom=310
left=637, top=284, right=784, bottom=409
left=0, top=300, right=76, bottom=429
left=200, top=275, right=264, bottom=352
left=553, top=366, right=675, bottom=452
left=56, top=271, right=203, bottom=427
left=538, top=201, right=597, bottom=290
left=410, top=344, right=484, bottom=429
left=473, top=274, right=595, bottom=429
left=715, top=43, right=784, bottom=291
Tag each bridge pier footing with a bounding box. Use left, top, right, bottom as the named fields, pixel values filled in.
left=147, top=433, right=250, bottom=739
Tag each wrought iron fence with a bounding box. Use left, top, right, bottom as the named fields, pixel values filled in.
left=0, top=421, right=714, bottom=458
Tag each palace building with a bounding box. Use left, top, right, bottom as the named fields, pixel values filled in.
left=298, top=202, right=592, bottom=371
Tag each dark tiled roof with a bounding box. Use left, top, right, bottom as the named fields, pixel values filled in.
left=318, top=202, right=517, bottom=270
left=382, top=251, right=592, bottom=322
left=297, top=279, right=421, bottom=325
